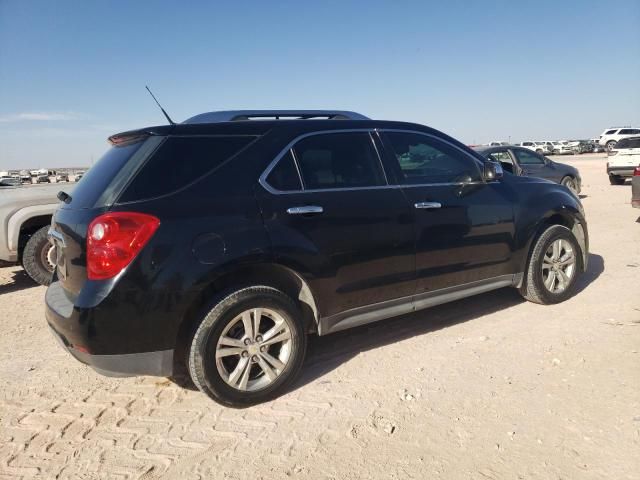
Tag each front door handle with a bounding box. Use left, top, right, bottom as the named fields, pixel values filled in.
left=414, top=202, right=442, bottom=209
left=286, top=206, right=324, bottom=215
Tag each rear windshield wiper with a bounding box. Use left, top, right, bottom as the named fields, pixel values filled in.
left=57, top=191, right=72, bottom=204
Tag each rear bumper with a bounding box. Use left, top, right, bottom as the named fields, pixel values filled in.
left=45, top=280, right=174, bottom=377
left=607, top=166, right=635, bottom=177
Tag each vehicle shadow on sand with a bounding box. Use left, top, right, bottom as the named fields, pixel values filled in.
left=0, top=268, right=39, bottom=295
left=293, top=252, right=604, bottom=392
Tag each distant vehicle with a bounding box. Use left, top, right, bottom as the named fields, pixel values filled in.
left=550, top=141, right=575, bottom=155
left=19, top=170, right=32, bottom=183
left=518, top=141, right=547, bottom=154
left=0, top=183, right=74, bottom=284
left=489, top=141, right=510, bottom=146
left=74, top=171, right=85, bottom=181
left=475, top=145, right=581, bottom=194
left=631, top=167, right=640, bottom=208
left=607, top=136, right=640, bottom=185
left=590, top=139, right=606, bottom=153
left=598, top=127, right=640, bottom=151
left=534, top=141, right=553, bottom=154
left=36, top=174, right=51, bottom=183
left=56, top=173, right=69, bottom=182
left=0, top=176, right=22, bottom=187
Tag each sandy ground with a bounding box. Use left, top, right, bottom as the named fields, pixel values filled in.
left=0, top=154, right=639, bottom=479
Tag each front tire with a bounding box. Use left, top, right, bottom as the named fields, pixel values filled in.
left=519, top=225, right=582, bottom=305
left=188, top=286, right=307, bottom=407
left=21, top=226, right=55, bottom=286
left=606, top=140, right=617, bottom=151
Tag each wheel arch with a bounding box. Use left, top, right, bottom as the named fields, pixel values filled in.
left=516, top=209, right=588, bottom=287
left=17, top=214, right=54, bottom=260
left=172, top=262, right=319, bottom=375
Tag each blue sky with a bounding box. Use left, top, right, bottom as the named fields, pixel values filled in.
left=1, top=0, right=639, bottom=169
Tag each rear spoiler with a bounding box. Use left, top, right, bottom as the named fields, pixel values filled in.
left=108, top=125, right=174, bottom=146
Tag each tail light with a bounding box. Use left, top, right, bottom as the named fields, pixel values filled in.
left=634, top=167, right=640, bottom=176
left=87, top=212, right=160, bottom=280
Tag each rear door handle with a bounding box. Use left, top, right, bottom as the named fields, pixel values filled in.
left=414, top=202, right=442, bottom=209
left=286, top=206, right=324, bottom=215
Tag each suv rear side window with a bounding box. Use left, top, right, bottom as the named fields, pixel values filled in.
left=619, top=129, right=640, bottom=135
left=266, top=151, right=302, bottom=191
left=292, top=133, right=385, bottom=190
left=119, top=136, right=255, bottom=202
left=605, top=129, right=618, bottom=135
left=384, top=132, right=481, bottom=184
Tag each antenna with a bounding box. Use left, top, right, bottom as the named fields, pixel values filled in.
left=145, top=86, right=175, bottom=125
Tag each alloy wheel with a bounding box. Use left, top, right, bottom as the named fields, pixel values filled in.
left=541, top=239, right=576, bottom=293
left=215, top=308, right=293, bottom=391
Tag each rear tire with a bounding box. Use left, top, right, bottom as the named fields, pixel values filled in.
left=606, top=140, right=616, bottom=151
left=21, top=226, right=55, bottom=286
left=609, top=175, right=625, bottom=185
left=519, top=225, right=582, bottom=305
left=188, top=286, right=307, bottom=407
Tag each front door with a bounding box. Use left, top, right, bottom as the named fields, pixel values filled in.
left=379, top=131, right=516, bottom=294
left=511, top=148, right=557, bottom=182
left=257, top=131, right=415, bottom=319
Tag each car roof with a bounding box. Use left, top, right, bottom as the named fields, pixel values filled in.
left=109, top=118, right=452, bottom=145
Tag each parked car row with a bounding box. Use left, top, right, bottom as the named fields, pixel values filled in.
left=518, top=140, right=597, bottom=155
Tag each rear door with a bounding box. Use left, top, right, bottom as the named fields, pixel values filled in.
left=257, top=130, right=415, bottom=319
left=379, top=130, right=516, bottom=294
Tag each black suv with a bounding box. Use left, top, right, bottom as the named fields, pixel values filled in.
left=46, top=110, right=589, bottom=407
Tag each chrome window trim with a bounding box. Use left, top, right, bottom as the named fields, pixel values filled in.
left=259, top=128, right=488, bottom=195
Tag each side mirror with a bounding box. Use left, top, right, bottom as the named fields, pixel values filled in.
left=483, top=161, right=503, bottom=181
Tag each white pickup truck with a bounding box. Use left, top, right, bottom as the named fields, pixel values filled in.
left=0, top=184, right=71, bottom=285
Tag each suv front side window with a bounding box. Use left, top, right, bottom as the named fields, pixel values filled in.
left=384, top=132, right=482, bottom=184
left=292, top=132, right=385, bottom=190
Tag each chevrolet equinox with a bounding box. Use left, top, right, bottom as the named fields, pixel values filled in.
left=46, top=110, right=589, bottom=407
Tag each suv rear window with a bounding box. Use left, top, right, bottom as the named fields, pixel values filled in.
left=67, top=138, right=151, bottom=209
left=119, top=135, right=255, bottom=202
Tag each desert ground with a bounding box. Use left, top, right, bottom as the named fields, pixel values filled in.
left=1, top=154, right=638, bottom=480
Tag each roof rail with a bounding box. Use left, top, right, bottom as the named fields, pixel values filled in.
left=183, top=110, right=370, bottom=124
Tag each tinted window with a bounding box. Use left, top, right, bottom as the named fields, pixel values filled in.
left=619, top=129, right=640, bottom=135
left=120, top=136, right=255, bottom=202
left=292, top=133, right=385, bottom=189
left=266, top=151, right=302, bottom=191
left=385, top=132, right=481, bottom=184
left=605, top=129, right=618, bottom=135
left=514, top=149, right=545, bottom=165
left=616, top=137, right=640, bottom=149
left=69, top=138, right=147, bottom=209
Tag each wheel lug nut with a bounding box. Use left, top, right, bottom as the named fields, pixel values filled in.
left=256, top=335, right=263, bottom=342
left=244, top=338, right=251, bottom=345
left=241, top=351, right=248, bottom=358
left=260, top=346, right=266, bottom=352
left=252, top=355, right=258, bottom=362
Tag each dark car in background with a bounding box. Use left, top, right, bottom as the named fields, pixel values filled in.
left=474, top=145, right=582, bottom=195
left=46, top=110, right=589, bottom=407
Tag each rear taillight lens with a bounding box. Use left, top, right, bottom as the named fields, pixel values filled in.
left=87, top=212, right=160, bottom=280
left=634, top=167, right=640, bottom=176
